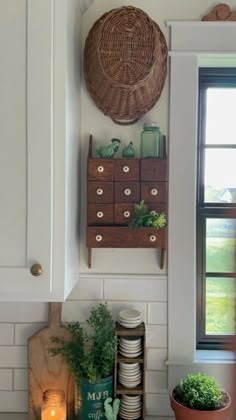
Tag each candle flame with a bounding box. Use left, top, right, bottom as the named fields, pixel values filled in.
left=51, top=409, right=56, bottom=416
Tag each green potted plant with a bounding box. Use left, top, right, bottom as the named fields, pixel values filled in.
left=170, top=372, right=231, bottom=420
left=129, top=200, right=166, bottom=229
left=49, top=303, right=117, bottom=420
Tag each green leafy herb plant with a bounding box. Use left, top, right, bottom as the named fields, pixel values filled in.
left=49, top=303, right=117, bottom=384
left=129, top=201, right=166, bottom=229
left=173, top=372, right=229, bottom=411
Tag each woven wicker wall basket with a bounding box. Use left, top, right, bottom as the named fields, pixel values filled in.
left=84, top=6, right=168, bottom=125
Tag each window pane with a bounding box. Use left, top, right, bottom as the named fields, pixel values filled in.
left=204, top=149, right=236, bottom=203
left=206, top=218, right=236, bottom=273
left=205, top=88, right=236, bottom=145
left=206, top=277, right=236, bottom=335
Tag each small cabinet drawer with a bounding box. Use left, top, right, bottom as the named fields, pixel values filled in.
left=141, top=182, right=167, bottom=203
left=141, top=159, right=167, bottom=181
left=87, top=226, right=166, bottom=248
left=87, top=204, right=113, bottom=225
left=114, top=159, right=140, bottom=181
left=88, top=182, right=113, bottom=203
left=114, top=204, right=135, bottom=225
left=114, top=182, right=140, bottom=203
left=88, top=159, right=114, bottom=181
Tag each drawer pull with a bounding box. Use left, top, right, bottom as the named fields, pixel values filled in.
left=149, top=235, right=157, bottom=242
left=96, top=188, right=103, bottom=195
left=123, top=165, right=130, bottom=173
left=97, top=166, right=104, bottom=173
left=97, top=211, right=104, bottom=218
left=123, top=210, right=131, bottom=218
left=124, top=188, right=132, bottom=196
left=30, top=263, right=42, bottom=276
left=151, top=188, right=158, bottom=196
left=95, top=234, right=103, bottom=242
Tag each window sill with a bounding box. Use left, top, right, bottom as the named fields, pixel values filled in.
left=167, top=352, right=234, bottom=392
left=195, top=350, right=235, bottom=362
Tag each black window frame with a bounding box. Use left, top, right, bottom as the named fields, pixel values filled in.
left=197, top=67, right=236, bottom=350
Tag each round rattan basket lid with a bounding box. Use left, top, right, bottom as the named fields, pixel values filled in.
left=84, top=6, right=168, bottom=125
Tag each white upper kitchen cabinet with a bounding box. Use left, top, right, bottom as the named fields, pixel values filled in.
left=0, top=0, right=82, bottom=301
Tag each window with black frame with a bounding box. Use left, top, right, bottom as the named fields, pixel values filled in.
left=197, top=68, right=236, bottom=349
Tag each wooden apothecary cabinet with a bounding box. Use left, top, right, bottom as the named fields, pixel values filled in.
left=86, top=135, right=168, bottom=268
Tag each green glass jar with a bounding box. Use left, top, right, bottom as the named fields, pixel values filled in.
left=141, top=122, right=161, bottom=157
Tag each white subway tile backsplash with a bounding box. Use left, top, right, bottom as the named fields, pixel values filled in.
left=147, top=348, right=167, bottom=371
left=15, top=323, right=46, bottom=345
left=0, top=303, right=47, bottom=323
left=14, top=369, right=28, bottom=391
left=146, top=394, right=173, bottom=417
left=146, top=325, right=167, bottom=348
left=104, top=277, right=167, bottom=302
left=0, top=324, right=14, bottom=345
left=0, top=347, right=27, bottom=368
left=0, top=369, right=12, bottom=390
left=148, top=302, right=167, bottom=325
left=62, top=300, right=146, bottom=323
left=0, top=390, right=27, bottom=411
left=145, top=371, right=168, bottom=393
left=68, top=277, right=103, bottom=300
left=62, top=301, right=101, bottom=323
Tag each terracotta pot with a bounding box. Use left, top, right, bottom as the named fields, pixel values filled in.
left=170, top=390, right=231, bottom=420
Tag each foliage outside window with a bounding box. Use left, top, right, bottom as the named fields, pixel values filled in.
left=197, top=68, right=236, bottom=349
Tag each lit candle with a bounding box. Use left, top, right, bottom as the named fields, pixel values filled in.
left=41, top=389, right=66, bottom=420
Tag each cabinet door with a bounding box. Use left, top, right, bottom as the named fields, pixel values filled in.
left=0, top=1, right=53, bottom=300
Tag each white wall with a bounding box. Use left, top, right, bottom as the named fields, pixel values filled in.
left=0, top=0, right=235, bottom=417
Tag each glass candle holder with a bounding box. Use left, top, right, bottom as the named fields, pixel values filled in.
left=41, top=389, right=66, bottom=420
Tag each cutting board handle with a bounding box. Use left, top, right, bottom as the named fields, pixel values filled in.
left=49, top=303, right=62, bottom=328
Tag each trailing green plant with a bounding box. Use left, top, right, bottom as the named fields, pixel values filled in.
left=129, top=200, right=166, bottom=229
left=48, top=303, right=117, bottom=384
left=173, top=372, right=227, bottom=411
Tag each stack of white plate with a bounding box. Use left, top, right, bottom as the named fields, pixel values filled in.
left=119, top=337, right=142, bottom=358
left=118, top=309, right=142, bottom=329
left=118, top=362, right=142, bottom=388
left=119, top=395, right=142, bottom=419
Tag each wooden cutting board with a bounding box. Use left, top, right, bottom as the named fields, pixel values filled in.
left=28, top=303, right=75, bottom=419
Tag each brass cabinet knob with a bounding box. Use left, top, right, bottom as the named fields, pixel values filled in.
left=124, top=188, right=131, bottom=196
left=123, top=165, right=130, bottom=173
left=96, top=234, right=103, bottom=242
left=96, top=188, right=103, bottom=195
left=149, top=235, right=157, bottom=242
left=97, top=211, right=104, bottom=218
left=30, top=263, right=42, bottom=276
left=123, top=210, right=131, bottom=218
left=97, top=166, right=104, bottom=173
left=151, top=188, right=158, bottom=196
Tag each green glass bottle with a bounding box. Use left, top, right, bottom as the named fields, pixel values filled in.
left=140, top=122, right=161, bottom=158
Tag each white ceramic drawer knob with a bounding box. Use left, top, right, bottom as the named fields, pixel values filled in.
left=96, top=188, right=103, bottom=195
left=124, top=188, right=131, bottom=196
left=95, top=234, right=103, bottom=242
left=97, top=211, right=104, bottom=218
left=97, top=166, right=104, bottom=173
left=149, top=235, right=157, bottom=242
left=151, top=188, right=158, bottom=196
left=123, top=210, right=131, bottom=218
left=123, top=165, right=130, bottom=173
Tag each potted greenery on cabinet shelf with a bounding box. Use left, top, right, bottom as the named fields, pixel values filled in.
left=170, top=372, right=231, bottom=420
left=49, top=303, right=117, bottom=420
